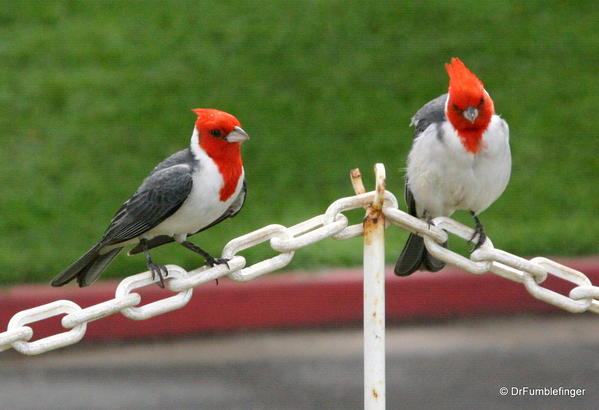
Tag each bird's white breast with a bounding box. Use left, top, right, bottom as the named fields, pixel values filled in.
left=406, top=115, right=511, bottom=217
left=144, top=148, right=244, bottom=241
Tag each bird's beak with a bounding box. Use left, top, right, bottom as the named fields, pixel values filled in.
left=225, top=126, right=250, bottom=143
left=464, top=106, right=479, bottom=123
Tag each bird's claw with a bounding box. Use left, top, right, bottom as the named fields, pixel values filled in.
left=206, top=256, right=230, bottom=270
left=468, top=211, right=486, bottom=253
left=469, top=226, right=486, bottom=252
left=149, top=262, right=169, bottom=288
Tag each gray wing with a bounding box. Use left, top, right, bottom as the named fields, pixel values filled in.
left=395, top=95, right=449, bottom=275
left=127, top=179, right=247, bottom=254
left=101, top=155, right=194, bottom=246
left=404, top=185, right=418, bottom=217
left=149, top=148, right=194, bottom=173
left=411, top=93, right=447, bottom=138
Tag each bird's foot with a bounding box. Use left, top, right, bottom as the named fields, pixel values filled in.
left=468, top=221, right=486, bottom=252
left=423, top=212, right=441, bottom=234
left=468, top=211, right=486, bottom=252
left=148, top=262, right=169, bottom=288
left=180, top=241, right=229, bottom=271
left=205, top=256, right=230, bottom=270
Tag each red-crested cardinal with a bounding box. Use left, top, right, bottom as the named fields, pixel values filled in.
left=52, top=108, right=249, bottom=287
left=394, top=58, right=511, bottom=276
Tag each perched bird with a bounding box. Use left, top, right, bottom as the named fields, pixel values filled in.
left=394, top=58, right=511, bottom=276
left=52, top=109, right=249, bottom=287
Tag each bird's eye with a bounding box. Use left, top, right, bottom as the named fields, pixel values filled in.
left=452, top=104, right=461, bottom=112
left=478, top=97, right=484, bottom=106
left=210, top=129, right=222, bottom=138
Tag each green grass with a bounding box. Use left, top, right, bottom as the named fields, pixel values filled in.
left=0, top=0, right=597, bottom=285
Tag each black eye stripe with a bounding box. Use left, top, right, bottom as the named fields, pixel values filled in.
left=453, top=99, right=484, bottom=112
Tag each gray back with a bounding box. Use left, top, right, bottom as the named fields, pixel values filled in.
left=411, top=94, right=447, bottom=138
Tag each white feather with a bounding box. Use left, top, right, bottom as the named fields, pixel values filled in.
left=406, top=115, right=511, bottom=218
left=141, top=128, right=244, bottom=241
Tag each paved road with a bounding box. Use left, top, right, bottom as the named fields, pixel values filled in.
left=2, top=315, right=598, bottom=409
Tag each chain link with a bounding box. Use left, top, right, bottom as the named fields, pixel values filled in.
left=522, top=257, right=593, bottom=313
left=1, top=185, right=597, bottom=355
left=168, top=256, right=246, bottom=293
left=569, top=286, right=599, bottom=314
left=270, top=214, right=348, bottom=253
left=0, top=326, right=32, bottom=352
left=61, top=293, right=142, bottom=329
left=223, top=224, right=295, bottom=281
left=116, top=265, right=193, bottom=320
left=423, top=217, right=494, bottom=274
left=7, top=300, right=87, bottom=355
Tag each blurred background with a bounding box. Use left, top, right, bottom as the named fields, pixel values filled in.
left=0, top=0, right=597, bottom=285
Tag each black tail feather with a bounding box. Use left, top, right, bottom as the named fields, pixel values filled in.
left=51, top=244, right=122, bottom=287
left=394, top=233, right=445, bottom=276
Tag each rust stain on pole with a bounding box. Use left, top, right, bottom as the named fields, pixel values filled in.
left=372, top=163, right=385, bottom=211
left=350, top=168, right=366, bottom=196
left=364, top=163, right=386, bottom=245
left=363, top=210, right=382, bottom=246
left=364, top=203, right=383, bottom=246
left=363, top=163, right=387, bottom=410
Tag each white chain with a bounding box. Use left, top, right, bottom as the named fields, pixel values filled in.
left=1, top=188, right=597, bottom=355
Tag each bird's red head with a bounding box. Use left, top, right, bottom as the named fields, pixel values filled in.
left=192, top=108, right=248, bottom=201
left=445, top=58, right=494, bottom=153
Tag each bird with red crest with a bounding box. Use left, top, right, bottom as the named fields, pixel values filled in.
left=52, top=108, right=249, bottom=288
left=395, top=58, right=511, bottom=276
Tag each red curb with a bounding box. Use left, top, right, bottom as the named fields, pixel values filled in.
left=1, top=257, right=598, bottom=342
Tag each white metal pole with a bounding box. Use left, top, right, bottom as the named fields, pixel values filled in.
left=363, top=163, right=386, bottom=409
